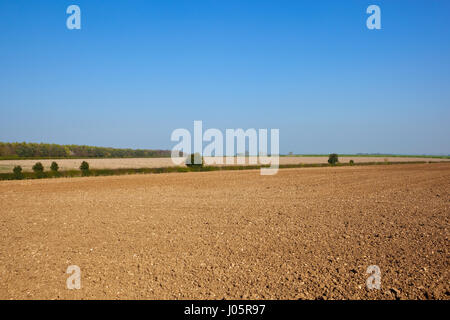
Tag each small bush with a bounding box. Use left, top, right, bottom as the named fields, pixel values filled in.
left=13, top=165, right=22, bottom=174
left=32, top=162, right=44, bottom=173
left=13, top=165, right=23, bottom=179
left=80, top=161, right=90, bottom=176
left=32, top=162, right=45, bottom=178
left=328, top=153, right=339, bottom=165
left=80, top=161, right=89, bottom=171
left=186, top=153, right=204, bottom=168
left=50, top=161, right=59, bottom=172
left=349, top=159, right=354, bottom=165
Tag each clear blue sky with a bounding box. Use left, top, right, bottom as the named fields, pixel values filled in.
left=0, top=0, right=449, bottom=155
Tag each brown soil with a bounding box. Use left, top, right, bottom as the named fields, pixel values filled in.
left=0, top=163, right=448, bottom=299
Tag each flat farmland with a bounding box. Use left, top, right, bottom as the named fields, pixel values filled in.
left=0, top=163, right=449, bottom=299
left=0, top=156, right=448, bottom=173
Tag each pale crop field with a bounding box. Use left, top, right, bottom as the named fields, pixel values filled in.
left=0, top=156, right=448, bottom=173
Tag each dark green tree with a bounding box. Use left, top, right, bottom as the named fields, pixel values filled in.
left=32, top=162, right=44, bottom=178
left=50, top=161, right=59, bottom=172
left=32, top=162, right=44, bottom=173
left=186, top=153, right=204, bottom=168
left=80, top=161, right=90, bottom=176
left=13, top=165, right=23, bottom=179
left=328, top=153, right=339, bottom=165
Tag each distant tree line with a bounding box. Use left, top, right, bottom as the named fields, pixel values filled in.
left=0, top=142, right=171, bottom=159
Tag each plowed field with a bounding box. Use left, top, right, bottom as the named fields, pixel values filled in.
left=0, top=163, right=448, bottom=299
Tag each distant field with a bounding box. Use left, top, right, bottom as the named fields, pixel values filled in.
left=285, top=154, right=450, bottom=159
left=0, top=156, right=449, bottom=173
